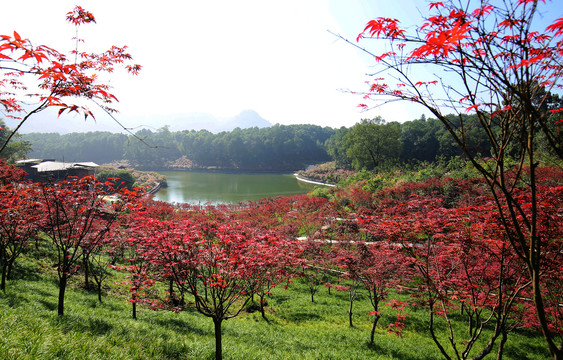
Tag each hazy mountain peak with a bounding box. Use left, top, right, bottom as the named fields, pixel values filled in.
left=7, top=109, right=272, bottom=134
left=219, top=110, right=272, bottom=131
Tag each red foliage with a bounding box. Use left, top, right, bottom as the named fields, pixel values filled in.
left=336, top=242, right=412, bottom=342
left=230, top=194, right=340, bottom=238
left=333, top=183, right=376, bottom=210
left=357, top=18, right=406, bottom=42
left=66, top=6, right=96, bottom=26
left=358, top=175, right=563, bottom=358
left=0, top=183, right=42, bottom=290
left=354, top=0, right=562, bottom=127
left=40, top=175, right=141, bottom=315
left=0, top=6, right=140, bottom=153
left=122, top=204, right=304, bottom=358
left=0, top=158, right=27, bottom=185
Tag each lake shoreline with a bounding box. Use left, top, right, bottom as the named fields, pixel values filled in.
left=103, top=159, right=304, bottom=174
left=293, top=174, right=336, bottom=187
left=156, top=168, right=298, bottom=175
left=153, top=170, right=316, bottom=204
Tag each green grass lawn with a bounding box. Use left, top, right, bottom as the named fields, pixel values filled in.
left=0, top=251, right=550, bottom=360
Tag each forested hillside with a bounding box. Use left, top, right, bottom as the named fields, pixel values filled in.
left=20, top=112, right=560, bottom=171
left=20, top=113, right=541, bottom=171
left=21, top=132, right=129, bottom=164
left=21, top=124, right=335, bottom=171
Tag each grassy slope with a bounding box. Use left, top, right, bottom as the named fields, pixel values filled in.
left=0, top=248, right=550, bottom=360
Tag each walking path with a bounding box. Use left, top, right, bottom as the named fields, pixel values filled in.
left=294, top=174, right=336, bottom=187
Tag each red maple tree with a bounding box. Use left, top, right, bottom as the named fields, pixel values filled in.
left=0, top=6, right=140, bottom=153
left=0, top=183, right=42, bottom=291
left=125, top=205, right=301, bottom=360
left=347, top=1, right=563, bottom=357
left=40, top=175, right=139, bottom=316
left=337, top=242, right=412, bottom=344
left=358, top=176, right=562, bottom=359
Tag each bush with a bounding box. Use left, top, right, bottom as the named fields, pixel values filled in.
left=297, top=162, right=356, bottom=185
left=96, top=169, right=135, bottom=190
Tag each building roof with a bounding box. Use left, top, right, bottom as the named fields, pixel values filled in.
left=74, top=162, right=99, bottom=168
left=15, top=159, right=45, bottom=164
left=31, top=161, right=99, bottom=173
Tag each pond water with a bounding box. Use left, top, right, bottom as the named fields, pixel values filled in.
left=153, top=171, right=318, bottom=204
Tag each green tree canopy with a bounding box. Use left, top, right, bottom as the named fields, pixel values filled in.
left=0, top=120, right=31, bottom=163
left=345, top=118, right=401, bottom=170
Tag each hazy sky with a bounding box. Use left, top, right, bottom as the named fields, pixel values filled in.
left=1, top=1, right=561, bottom=132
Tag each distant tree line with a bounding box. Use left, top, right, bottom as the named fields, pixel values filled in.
left=20, top=124, right=334, bottom=171
left=328, top=109, right=561, bottom=171
left=19, top=131, right=128, bottom=164
left=16, top=111, right=560, bottom=171
left=327, top=114, right=496, bottom=170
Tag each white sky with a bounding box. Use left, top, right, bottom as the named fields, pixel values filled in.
left=1, top=0, right=561, bottom=132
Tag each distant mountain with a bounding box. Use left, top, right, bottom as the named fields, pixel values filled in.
left=6, top=109, right=272, bottom=134
left=221, top=109, right=273, bottom=131
left=152, top=109, right=272, bottom=133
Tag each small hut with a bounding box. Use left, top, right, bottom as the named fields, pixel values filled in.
left=16, top=159, right=98, bottom=182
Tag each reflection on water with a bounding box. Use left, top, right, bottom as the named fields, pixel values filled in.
left=153, top=171, right=317, bottom=204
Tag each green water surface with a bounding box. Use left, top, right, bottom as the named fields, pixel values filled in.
left=153, top=171, right=317, bottom=204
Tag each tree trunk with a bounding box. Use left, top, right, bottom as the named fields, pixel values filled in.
left=169, top=279, right=175, bottom=303
left=83, top=256, right=90, bottom=289
left=58, top=273, right=67, bottom=316
left=1, top=262, right=7, bottom=292
left=213, top=317, right=223, bottom=360
left=370, top=296, right=381, bottom=345
left=348, top=299, right=354, bottom=327
left=348, top=286, right=356, bottom=327
left=97, top=282, right=103, bottom=303
left=496, top=331, right=507, bottom=360
left=370, top=315, right=380, bottom=345
left=259, top=295, right=267, bottom=320
left=132, top=301, right=137, bottom=320
left=533, top=268, right=563, bottom=360
left=6, top=260, right=13, bottom=282
left=0, top=247, right=7, bottom=291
